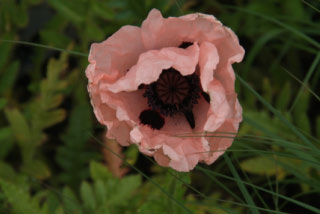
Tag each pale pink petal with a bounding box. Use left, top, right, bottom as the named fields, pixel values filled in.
left=160, top=113, right=192, bottom=134
left=163, top=141, right=203, bottom=172
left=130, top=124, right=208, bottom=171
left=154, top=148, right=170, bottom=167
left=99, top=90, right=148, bottom=124
left=214, top=28, right=245, bottom=93
left=226, top=93, right=243, bottom=124
left=86, top=25, right=144, bottom=85
left=106, top=121, right=132, bottom=146
left=88, top=84, right=133, bottom=146
left=180, top=12, right=221, bottom=23
left=104, top=43, right=199, bottom=93
left=199, top=41, right=219, bottom=92
left=192, top=97, right=211, bottom=132
left=204, top=80, right=231, bottom=132
left=204, top=121, right=239, bottom=164
left=141, top=9, right=228, bottom=50
left=87, top=84, right=116, bottom=126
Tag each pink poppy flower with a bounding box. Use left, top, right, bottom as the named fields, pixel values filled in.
left=86, top=9, right=244, bottom=172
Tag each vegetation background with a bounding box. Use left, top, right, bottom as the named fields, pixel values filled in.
left=0, top=0, right=319, bottom=213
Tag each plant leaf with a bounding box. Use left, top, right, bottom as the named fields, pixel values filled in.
left=80, top=181, right=96, bottom=211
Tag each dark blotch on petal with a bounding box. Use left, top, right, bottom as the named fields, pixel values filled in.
left=139, top=109, right=164, bottom=130
left=202, top=92, right=210, bottom=103
left=179, top=42, right=193, bottom=49
left=184, top=110, right=195, bottom=129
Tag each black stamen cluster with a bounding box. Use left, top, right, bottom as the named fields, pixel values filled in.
left=143, top=68, right=200, bottom=117
left=138, top=41, right=209, bottom=130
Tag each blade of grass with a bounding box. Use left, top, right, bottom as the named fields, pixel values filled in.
left=269, top=37, right=293, bottom=75
left=0, top=39, right=88, bottom=57
left=223, top=154, right=260, bottom=214
left=178, top=131, right=319, bottom=149
left=174, top=0, right=184, bottom=15
left=195, top=148, right=320, bottom=167
left=233, top=154, right=272, bottom=211
left=302, top=0, right=320, bottom=13
left=186, top=201, right=290, bottom=214
left=289, top=52, right=320, bottom=112
left=223, top=5, right=320, bottom=49
left=176, top=131, right=320, bottom=145
left=279, top=189, right=319, bottom=210
left=177, top=132, right=319, bottom=158
left=282, top=67, right=320, bottom=102
left=243, top=29, right=285, bottom=77
left=290, top=42, right=319, bottom=54
left=142, top=154, right=245, bottom=204
left=236, top=74, right=318, bottom=151
left=143, top=154, right=289, bottom=214
left=276, top=15, right=320, bottom=27
left=197, top=166, right=320, bottom=213
left=148, top=154, right=292, bottom=214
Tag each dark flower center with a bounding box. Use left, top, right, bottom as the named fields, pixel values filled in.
left=138, top=42, right=210, bottom=130
left=156, top=70, right=190, bottom=105
left=139, top=67, right=201, bottom=129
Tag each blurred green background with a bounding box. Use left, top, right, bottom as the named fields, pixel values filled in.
left=0, top=0, right=320, bottom=213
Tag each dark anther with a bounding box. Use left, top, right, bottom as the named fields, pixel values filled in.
left=179, top=42, right=193, bottom=49
left=138, top=84, right=146, bottom=89
left=201, top=92, right=210, bottom=103
left=184, top=110, right=195, bottom=129
left=139, top=109, right=164, bottom=130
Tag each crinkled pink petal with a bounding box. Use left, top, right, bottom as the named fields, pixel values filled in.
left=164, top=143, right=202, bottom=172
left=214, top=28, right=245, bottom=93
left=199, top=41, right=219, bottom=92
left=88, top=85, right=117, bottom=127
left=88, top=84, right=132, bottom=146
left=130, top=126, right=207, bottom=172
left=103, top=43, right=199, bottom=93
left=204, top=120, right=239, bottom=164
left=204, top=80, right=231, bottom=132
left=86, top=26, right=144, bottom=85
left=141, top=9, right=228, bottom=50
left=154, top=148, right=170, bottom=167
left=99, top=90, right=147, bottom=124
left=180, top=12, right=221, bottom=23
left=106, top=121, right=132, bottom=146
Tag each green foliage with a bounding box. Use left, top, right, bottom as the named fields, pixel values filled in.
left=2, top=53, right=73, bottom=180
left=62, top=186, right=82, bottom=214
left=240, top=156, right=286, bottom=179
left=44, top=0, right=185, bottom=48
left=88, top=161, right=142, bottom=212
left=56, top=75, right=99, bottom=187
left=0, top=61, right=19, bottom=94
left=90, top=161, right=113, bottom=181
left=138, top=170, right=191, bottom=214
left=0, top=179, right=46, bottom=214
left=58, top=161, right=142, bottom=214
left=4, top=108, right=34, bottom=161
left=0, top=127, right=13, bottom=159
